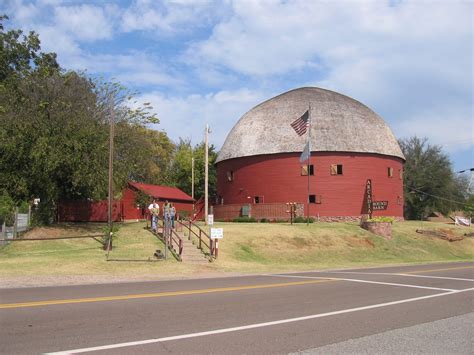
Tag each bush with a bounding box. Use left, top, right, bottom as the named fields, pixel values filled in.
left=233, top=216, right=257, bottom=223
left=367, top=216, right=395, bottom=223
left=0, top=191, right=15, bottom=225
left=259, top=218, right=269, bottom=223
left=179, top=210, right=190, bottom=219
left=293, top=216, right=315, bottom=223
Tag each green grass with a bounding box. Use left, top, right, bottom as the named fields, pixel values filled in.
left=0, top=220, right=472, bottom=279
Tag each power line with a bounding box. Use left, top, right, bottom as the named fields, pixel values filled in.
left=456, top=168, right=474, bottom=173
left=409, top=187, right=473, bottom=207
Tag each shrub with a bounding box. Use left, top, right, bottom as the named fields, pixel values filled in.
left=0, top=191, right=14, bottom=225
left=293, top=216, right=315, bottom=223
left=233, top=216, right=257, bottom=223
left=259, top=218, right=269, bottom=223
left=367, top=216, right=395, bottom=223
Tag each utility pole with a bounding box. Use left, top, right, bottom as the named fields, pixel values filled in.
left=205, top=124, right=209, bottom=225
left=107, top=95, right=115, bottom=251
left=191, top=155, right=195, bottom=216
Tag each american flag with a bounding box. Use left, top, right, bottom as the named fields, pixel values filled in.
left=290, top=110, right=309, bottom=136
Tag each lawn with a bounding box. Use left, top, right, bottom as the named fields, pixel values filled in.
left=0, top=220, right=472, bottom=281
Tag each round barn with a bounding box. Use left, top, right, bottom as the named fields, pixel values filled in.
left=215, top=87, right=405, bottom=221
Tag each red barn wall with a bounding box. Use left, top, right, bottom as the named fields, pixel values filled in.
left=122, top=187, right=194, bottom=221
left=58, top=200, right=122, bottom=222
left=216, top=152, right=404, bottom=218
left=122, top=187, right=146, bottom=220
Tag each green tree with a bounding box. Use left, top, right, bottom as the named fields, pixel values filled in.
left=399, top=136, right=465, bottom=220
left=169, top=139, right=217, bottom=200
left=0, top=17, right=170, bottom=223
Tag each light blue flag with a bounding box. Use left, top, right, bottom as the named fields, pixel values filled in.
left=299, top=141, right=311, bottom=163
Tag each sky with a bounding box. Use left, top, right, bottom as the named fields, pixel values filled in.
left=2, top=0, right=473, bottom=173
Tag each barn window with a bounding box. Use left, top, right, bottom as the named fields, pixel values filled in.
left=331, top=164, right=343, bottom=175
left=388, top=167, right=393, bottom=177
left=226, top=171, right=234, bottom=181
left=254, top=196, right=263, bottom=204
left=301, top=165, right=314, bottom=176
left=309, top=195, right=321, bottom=204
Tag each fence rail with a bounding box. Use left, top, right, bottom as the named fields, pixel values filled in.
left=178, top=219, right=217, bottom=259
left=155, top=217, right=183, bottom=261
left=1, top=208, right=31, bottom=246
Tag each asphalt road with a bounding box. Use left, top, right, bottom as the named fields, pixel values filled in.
left=0, top=262, right=473, bottom=354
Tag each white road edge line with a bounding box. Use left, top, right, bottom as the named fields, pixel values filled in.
left=268, top=274, right=457, bottom=292
left=325, top=271, right=474, bottom=282
left=44, top=287, right=474, bottom=354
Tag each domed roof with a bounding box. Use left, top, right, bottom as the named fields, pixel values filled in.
left=216, top=87, right=405, bottom=163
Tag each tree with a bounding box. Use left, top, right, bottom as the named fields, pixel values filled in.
left=0, top=17, right=171, bottom=223
left=169, top=139, right=218, bottom=200
left=399, top=136, right=466, bottom=220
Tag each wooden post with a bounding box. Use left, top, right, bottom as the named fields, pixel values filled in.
left=107, top=95, right=115, bottom=251
left=199, top=229, right=202, bottom=249
left=28, top=205, right=31, bottom=227
left=188, top=220, right=191, bottom=240
left=13, top=207, right=18, bottom=239
left=205, top=124, right=209, bottom=225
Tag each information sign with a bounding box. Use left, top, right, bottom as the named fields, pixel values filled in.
left=210, top=228, right=223, bottom=239
left=208, top=214, right=214, bottom=225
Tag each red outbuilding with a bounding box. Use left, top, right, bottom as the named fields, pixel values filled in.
left=215, top=87, right=405, bottom=221
left=58, top=182, right=194, bottom=222
left=122, top=182, right=194, bottom=221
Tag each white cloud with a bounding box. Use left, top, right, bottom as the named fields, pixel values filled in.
left=138, top=89, right=268, bottom=148
left=396, top=107, right=473, bottom=154
left=120, top=0, right=228, bottom=34
left=185, top=0, right=472, bottom=156
left=53, top=4, right=115, bottom=41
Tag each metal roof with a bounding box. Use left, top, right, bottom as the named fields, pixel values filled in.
left=129, top=182, right=193, bottom=202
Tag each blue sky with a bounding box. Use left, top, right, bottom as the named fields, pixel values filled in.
left=2, top=0, right=473, bottom=174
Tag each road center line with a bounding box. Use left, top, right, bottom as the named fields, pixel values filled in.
left=0, top=279, right=334, bottom=310
left=44, top=287, right=474, bottom=354
left=268, top=274, right=457, bottom=292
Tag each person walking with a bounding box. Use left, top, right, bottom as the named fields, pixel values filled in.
left=163, top=200, right=170, bottom=221
left=170, top=203, right=176, bottom=229
left=148, top=200, right=160, bottom=233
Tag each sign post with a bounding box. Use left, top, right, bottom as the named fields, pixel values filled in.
left=210, top=227, right=223, bottom=258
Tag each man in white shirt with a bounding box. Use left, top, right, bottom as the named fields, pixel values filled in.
left=148, top=200, right=160, bottom=233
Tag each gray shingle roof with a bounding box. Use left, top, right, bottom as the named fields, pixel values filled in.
left=216, top=87, right=405, bottom=163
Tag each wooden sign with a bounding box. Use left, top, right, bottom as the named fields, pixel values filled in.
left=366, top=179, right=373, bottom=217
left=372, top=201, right=388, bottom=210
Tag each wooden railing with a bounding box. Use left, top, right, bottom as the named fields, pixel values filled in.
left=155, top=217, right=183, bottom=261
left=177, top=219, right=217, bottom=259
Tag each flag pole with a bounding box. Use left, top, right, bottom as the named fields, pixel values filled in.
left=307, top=103, right=311, bottom=226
